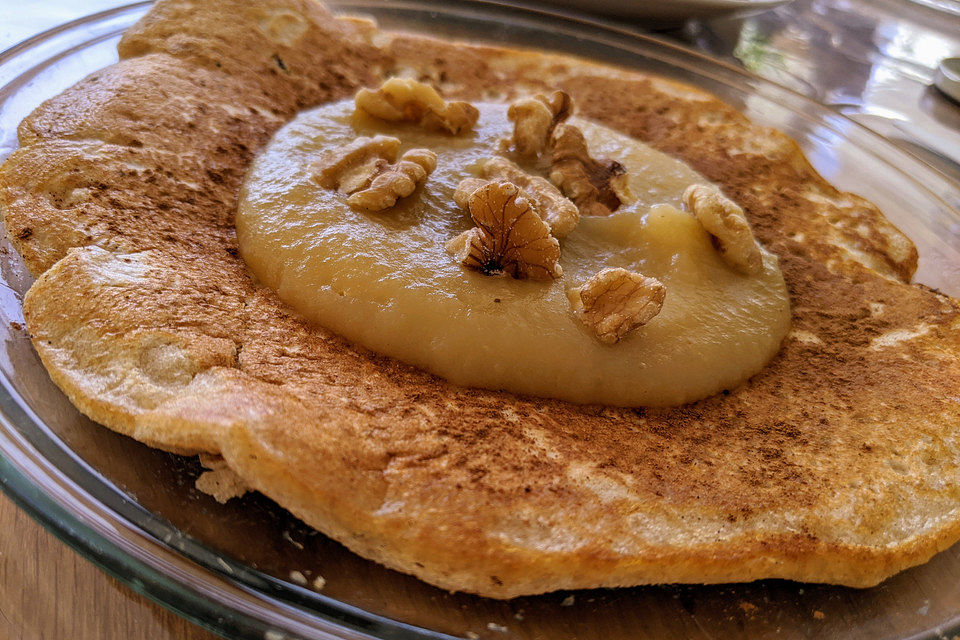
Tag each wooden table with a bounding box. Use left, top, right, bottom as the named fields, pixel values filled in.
left=0, top=491, right=219, bottom=640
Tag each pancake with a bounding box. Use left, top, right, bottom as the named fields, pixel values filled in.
left=3, top=0, right=960, bottom=599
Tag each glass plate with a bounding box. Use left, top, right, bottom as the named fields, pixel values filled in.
left=2, top=2, right=960, bottom=639
left=524, top=0, right=791, bottom=22
left=903, top=0, right=960, bottom=19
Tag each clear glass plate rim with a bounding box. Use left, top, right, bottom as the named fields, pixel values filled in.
left=1, top=0, right=958, bottom=210
left=345, top=0, right=960, bottom=216
left=0, top=376, right=457, bottom=637
left=0, top=2, right=959, bottom=640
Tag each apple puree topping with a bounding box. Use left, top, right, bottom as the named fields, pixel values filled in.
left=236, top=82, right=790, bottom=406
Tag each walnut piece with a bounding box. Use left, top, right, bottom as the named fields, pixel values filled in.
left=480, top=157, right=579, bottom=239
left=503, top=90, right=632, bottom=217
left=550, top=124, right=633, bottom=216
left=682, top=184, right=763, bottom=275
left=571, top=268, right=666, bottom=344
left=505, top=90, right=571, bottom=158
left=314, top=135, right=435, bottom=211
left=355, top=78, right=479, bottom=134
left=453, top=177, right=488, bottom=210
left=314, top=135, right=400, bottom=191
left=447, top=181, right=561, bottom=280
left=347, top=148, right=437, bottom=211
left=453, top=158, right=580, bottom=239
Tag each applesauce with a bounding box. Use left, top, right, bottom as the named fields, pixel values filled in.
left=236, top=99, right=790, bottom=406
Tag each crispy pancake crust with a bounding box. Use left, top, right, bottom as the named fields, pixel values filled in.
left=5, top=0, right=960, bottom=598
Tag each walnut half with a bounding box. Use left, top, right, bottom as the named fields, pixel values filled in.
left=480, top=157, right=579, bottom=239
left=505, top=90, right=571, bottom=158
left=347, top=148, right=437, bottom=211
left=682, top=184, right=763, bottom=275
left=570, top=268, right=665, bottom=344
left=504, top=91, right=633, bottom=216
left=355, top=78, right=479, bottom=135
left=313, top=135, right=400, bottom=192
left=313, top=136, right=436, bottom=211
left=452, top=158, right=579, bottom=239
left=447, top=181, right=561, bottom=281
left=550, top=124, right=633, bottom=217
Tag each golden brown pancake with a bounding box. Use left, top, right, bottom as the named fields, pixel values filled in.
left=3, top=0, right=960, bottom=599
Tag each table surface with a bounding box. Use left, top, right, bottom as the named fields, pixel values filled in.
left=1, top=1, right=959, bottom=639
left=0, top=492, right=219, bottom=640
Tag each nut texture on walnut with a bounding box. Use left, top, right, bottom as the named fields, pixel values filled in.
left=313, top=135, right=400, bottom=192
left=355, top=77, right=478, bottom=134
left=505, top=90, right=571, bottom=158
left=480, top=157, right=579, bottom=239
left=683, top=184, right=763, bottom=275
left=571, top=267, right=666, bottom=344
left=448, top=181, right=561, bottom=280
left=347, top=148, right=437, bottom=211
left=551, top=123, right=633, bottom=216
